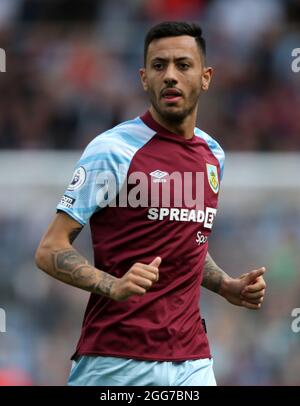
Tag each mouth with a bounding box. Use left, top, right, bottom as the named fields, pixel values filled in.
left=161, top=88, right=183, bottom=104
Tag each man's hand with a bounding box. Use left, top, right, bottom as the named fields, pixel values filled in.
left=110, top=257, right=161, bottom=302
left=220, top=267, right=266, bottom=310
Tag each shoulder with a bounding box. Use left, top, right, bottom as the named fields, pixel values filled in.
left=80, top=116, right=156, bottom=163
left=194, top=127, right=225, bottom=176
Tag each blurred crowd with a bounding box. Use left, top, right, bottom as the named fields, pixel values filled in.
left=0, top=0, right=299, bottom=151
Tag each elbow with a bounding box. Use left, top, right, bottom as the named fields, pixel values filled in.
left=35, top=237, right=53, bottom=272
left=35, top=244, right=46, bottom=271
left=35, top=236, right=69, bottom=272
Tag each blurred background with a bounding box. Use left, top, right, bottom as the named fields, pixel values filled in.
left=0, top=0, right=299, bottom=385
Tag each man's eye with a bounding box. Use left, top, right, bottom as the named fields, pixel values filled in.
left=153, top=63, right=164, bottom=70
left=179, top=63, right=190, bottom=70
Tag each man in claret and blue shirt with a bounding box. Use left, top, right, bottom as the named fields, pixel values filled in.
left=36, top=21, right=267, bottom=386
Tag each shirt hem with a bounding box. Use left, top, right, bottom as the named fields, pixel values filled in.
left=72, top=350, right=212, bottom=362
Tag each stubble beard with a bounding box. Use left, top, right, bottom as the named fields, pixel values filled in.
left=149, top=89, right=199, bottom=124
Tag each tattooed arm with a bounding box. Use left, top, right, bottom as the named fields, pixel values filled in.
left=35, top=212, right=117, bottom=297
left=35, top=212, right=160, bottom=301
left=201, top=252, right=229, bottom=294
left=202, top=252, right=267, bottom=310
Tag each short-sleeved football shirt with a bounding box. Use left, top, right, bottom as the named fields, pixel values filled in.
left=57, top=111, right=225, bottom=361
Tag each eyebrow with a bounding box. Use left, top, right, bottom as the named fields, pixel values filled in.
left=151, top=56, right=193, bottom=63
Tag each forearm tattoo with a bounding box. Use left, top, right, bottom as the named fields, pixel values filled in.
left=201, top=253, right=228, bottom=293
left=51, top=248, right=115, bottom=297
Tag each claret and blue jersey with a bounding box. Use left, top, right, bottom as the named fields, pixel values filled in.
left=57, top=111, right=225, bottom=361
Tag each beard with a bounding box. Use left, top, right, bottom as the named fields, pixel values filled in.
left=148, top=88, right=199, bottom=124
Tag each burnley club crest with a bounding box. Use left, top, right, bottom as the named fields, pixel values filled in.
left=206, top=163, right=219, bottom=194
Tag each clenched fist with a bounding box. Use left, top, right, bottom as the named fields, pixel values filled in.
left=220, top=267, right=267, bottom=310
left=110, top=257, right=161, bottom=301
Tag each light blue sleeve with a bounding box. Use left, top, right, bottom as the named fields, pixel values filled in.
left=56, top=135, right=128, bottom=225
left=56, top=117, right=157, bottom=225
left=194, top=128, right=225, bottom=181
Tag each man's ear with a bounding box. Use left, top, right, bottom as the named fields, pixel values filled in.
left=201, top=67, right=213, bottom=91
left=139, top=68, right=148, bottom=91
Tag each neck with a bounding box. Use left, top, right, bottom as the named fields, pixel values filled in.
left=149, top=106, right=197, bottom=140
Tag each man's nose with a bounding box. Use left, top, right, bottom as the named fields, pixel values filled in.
left=163, top=64, right=178, bottom=86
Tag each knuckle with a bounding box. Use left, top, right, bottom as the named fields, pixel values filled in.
left=131, top=265, right=140, bottom=273
left=144, top=279, right=152, bottom=288
left=131, top=267, right=143, bottom=276
left=126, top=274, right=134, bottom=283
